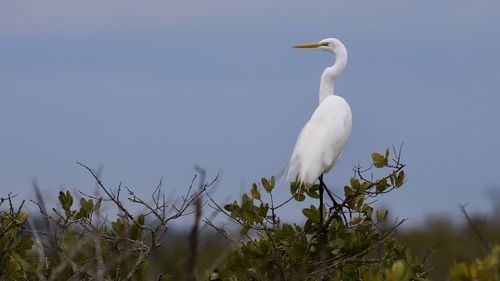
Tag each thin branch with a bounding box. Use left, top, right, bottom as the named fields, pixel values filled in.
left=459, top=204, right=491, bottom=251
left=76, top=162, right=134, bottom=221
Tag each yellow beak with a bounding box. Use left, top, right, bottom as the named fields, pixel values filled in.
left=293, top=42, right=328, bottom=48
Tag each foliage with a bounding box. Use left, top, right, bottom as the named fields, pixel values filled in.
left=0, top=148, right=498, bottom=280
left=208, top=147, right=430, bottom=280
left=0, top=163, right=211, bottom=280
left=35, top=191, right=151, bottom=280
left=0, top=196, right=34, bottom=279
left=450, top=245, right=500, bottom=281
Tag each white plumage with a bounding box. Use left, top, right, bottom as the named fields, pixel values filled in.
left=285, top=38, right=352, bottom=186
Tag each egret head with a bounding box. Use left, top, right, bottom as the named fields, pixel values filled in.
left=294, top=37, right=348, bottom=96
left=293, top=38, right=346, bottom=55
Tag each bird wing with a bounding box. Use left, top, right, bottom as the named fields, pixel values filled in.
left=285, top=96, right=352, bottom=185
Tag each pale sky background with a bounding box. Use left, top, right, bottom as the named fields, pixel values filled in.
left=1, top=1, right=500, bottom=226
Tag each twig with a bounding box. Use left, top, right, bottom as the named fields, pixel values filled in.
left=76, top=162, right=134, bottom=221
left=459, top=204, right=491, bottom=251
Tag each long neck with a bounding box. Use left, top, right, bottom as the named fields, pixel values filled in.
left=319, top=47, right=347, bottom=103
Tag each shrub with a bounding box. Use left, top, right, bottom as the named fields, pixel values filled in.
left=0, top=148, right=495, bottom=280
left=450, top=245, right=500, bottom=281
left=209, top=148, right=430, bottom=280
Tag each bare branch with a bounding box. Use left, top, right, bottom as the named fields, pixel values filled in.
left=459, top=204, right=491, bottom=251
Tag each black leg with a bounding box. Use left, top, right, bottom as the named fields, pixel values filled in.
left=322, top=182, right=340, bottom=209
left=320, top=178, right=348, bottom=224
left=319, top=175, right=324, bottom=224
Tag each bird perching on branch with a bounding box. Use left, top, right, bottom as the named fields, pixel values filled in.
left=285, top=38, right=352, bottom=224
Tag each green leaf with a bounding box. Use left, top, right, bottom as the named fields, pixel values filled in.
left=306, top=185, right=320, bottom=199
left=372, top=152, right=388, bottom=168
left=363, top=204, right=373, bottom=218
left=242, top=193, right=252, bottom=204
left=344, top=185, right=352, bottom=197
left=386, top=260, right=412, bottom=281
left=95, top=197, right=102, bottom=210
left=302, top=205, right=319, bottom=223
left=251, top=184, right=261, bottom=200
left=304, top=219, right=313, bottom=234
left=361, top=182, right=371, bottom=192
left=81, top=198, right=94, bottom=213
left=294, top=193, right=306, bottom=202
left=16, top=212, right=28, bottom=223
left=59, top=191, right=74, bottom=212
left=350, top=177, right=361, bottom=191
left=262, top=178, right=272, bottom=193
left=302, top=208, right=315, bottom=220
left=282, top=223, right=293, bottom=234
left=58, top=191, right=75, bottom=218
left=224, top=203, right=234, bottom=212
left=129, top=224, right=140, bottom=240
left=258, top=203, right=269, bottom=217
left=395, top=171, right=405, bottom=187
left=66, top=191, right=73, bottom=208
left=376, top=179, right=389, bottom=192
left=376, top=209, right=388, bottom=221
left=137, top=214, right=145, bottom=226
left=270, top=176, right=276, bottom=189
left=58, top=191, right=66, bottom=207
left=356, top=195, right=364, bottom=209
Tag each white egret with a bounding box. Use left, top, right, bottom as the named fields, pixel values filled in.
left=285, top=38, right=352, bottom=223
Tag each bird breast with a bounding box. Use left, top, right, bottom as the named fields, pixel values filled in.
left=287, top=95, right=352, bottom=186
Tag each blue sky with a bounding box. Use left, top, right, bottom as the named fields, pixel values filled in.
left=1, top=1, right=500, bottom=225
